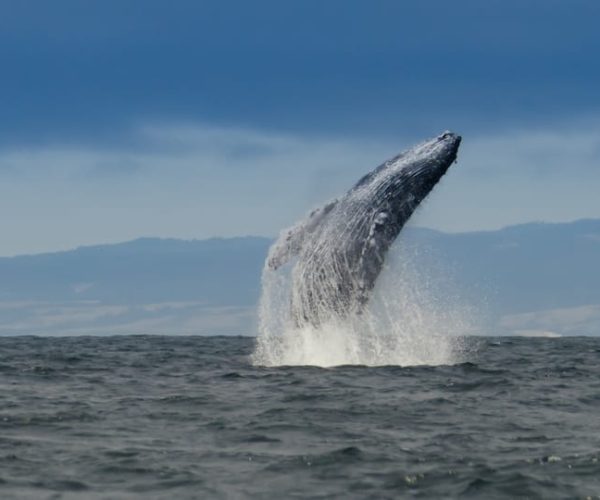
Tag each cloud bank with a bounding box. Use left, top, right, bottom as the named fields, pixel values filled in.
left=0, top=121, right=599, bottom=255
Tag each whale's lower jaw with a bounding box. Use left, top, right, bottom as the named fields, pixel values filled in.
left=268, top=132, right=462, bottom=328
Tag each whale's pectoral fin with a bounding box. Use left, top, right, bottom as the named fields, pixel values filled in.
left=357, top=210, right=396, bottom=293
left=367, top=210, right=393, bottom=258
left=267, top=199, right=338, bottom=270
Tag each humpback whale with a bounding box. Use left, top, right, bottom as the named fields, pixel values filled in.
left=267, top=131, right=461, bottom=327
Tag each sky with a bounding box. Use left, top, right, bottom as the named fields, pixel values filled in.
left=0, top=0, right=599, bottom=256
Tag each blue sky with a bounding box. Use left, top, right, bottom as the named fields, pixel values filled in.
left=1, top=0, right=599, bottom=256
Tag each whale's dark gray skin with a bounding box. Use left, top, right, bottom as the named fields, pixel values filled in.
left=267, top=131, right=462, bottom=327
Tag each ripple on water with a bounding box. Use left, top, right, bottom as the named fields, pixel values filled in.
left=0, top=335, right=598, bottom=499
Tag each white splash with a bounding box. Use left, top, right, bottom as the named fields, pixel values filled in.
left=251, top=237, right=476, bottom=367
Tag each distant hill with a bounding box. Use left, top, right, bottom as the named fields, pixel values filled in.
left=0, top=220, right=599, bottom=336
left=407, top=219, right=600, bottom=315
left=0, top=236, right=270, bottom=306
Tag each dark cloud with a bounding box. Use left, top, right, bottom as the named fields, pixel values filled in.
left=0, top=0, right=599, bottom=148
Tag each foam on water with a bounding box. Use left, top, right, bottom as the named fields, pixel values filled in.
left=252, top=237, right=476, bottom=367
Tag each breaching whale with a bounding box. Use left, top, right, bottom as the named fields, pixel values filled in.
left=267, top=131, right=462, bottom=327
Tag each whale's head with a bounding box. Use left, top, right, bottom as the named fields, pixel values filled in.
left=354, top=131, right=461, bottom=195
left=376, top=131, right=461, bottom=211
left=427, top=130, right=461, bottom=164
left=392, top=130, right=461, bottom=184
left=350, top=131, right=461, bottom=229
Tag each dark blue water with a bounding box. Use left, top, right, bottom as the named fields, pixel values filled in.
left=0, top=335, right=599, bottom=499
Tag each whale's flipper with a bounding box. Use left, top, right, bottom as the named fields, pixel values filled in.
left=268, top=200, right=337, bottom=270
left=354, top=210, right=394, bottom=294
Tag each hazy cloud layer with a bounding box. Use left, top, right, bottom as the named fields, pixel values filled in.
left=501, top=305, right=600, bottom=337
left=0, top=121, right=599, bottom=255
left=0, top=300, right=255, bottom=336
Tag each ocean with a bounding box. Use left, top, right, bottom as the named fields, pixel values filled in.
left=0, top=335, right=599, bottom=499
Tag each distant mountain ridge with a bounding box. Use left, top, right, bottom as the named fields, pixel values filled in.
left=415, top=219, right=600, bottom=314
left=0, top=220, right=599, bottom=335
left=0, top=236, right=270, bottom=306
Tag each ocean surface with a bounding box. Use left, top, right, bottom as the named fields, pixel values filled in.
left=1, top=335, right=599, bottom=499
